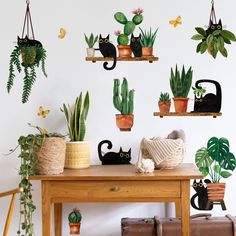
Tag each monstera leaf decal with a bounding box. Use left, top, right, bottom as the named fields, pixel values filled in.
left=195, top=147, right=212, bottom=177
left=221, top=152, right=236, bottom=171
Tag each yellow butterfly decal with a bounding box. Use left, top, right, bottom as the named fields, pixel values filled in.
left=37, top=106, right=50, bottom=118
left=58, top=28, right=66, bottom=39
left=169, top=16, right=182, bottom=28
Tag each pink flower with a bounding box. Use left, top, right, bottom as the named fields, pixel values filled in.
left=132, top=8, right=144, bottom=15
left=73, top=208, right=80, bottom=212
left=114, top=30, right=121, bottom=36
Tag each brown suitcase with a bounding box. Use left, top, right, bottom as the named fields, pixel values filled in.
left=121, top=214, right=236, bottom=236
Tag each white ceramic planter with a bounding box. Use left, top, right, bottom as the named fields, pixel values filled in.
left=86, top=48, right=95, bottom=57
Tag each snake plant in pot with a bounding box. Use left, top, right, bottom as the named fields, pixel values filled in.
left=170, top=65, right=193, bottom=113
left=61, top=92, right=90, bottom=169
left=195, top=137, right=236, bottom=201
left=113, top=78, right=134, bottom=131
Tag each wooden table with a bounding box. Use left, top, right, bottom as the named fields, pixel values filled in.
left=30, top=163, right=202, bottom=236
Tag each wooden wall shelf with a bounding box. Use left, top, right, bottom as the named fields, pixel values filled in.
left=153, top=112, right=222, bottom=118
left=86, top=56, right=159, bottom=63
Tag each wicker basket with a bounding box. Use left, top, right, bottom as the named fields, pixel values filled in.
left=65, top=141, right=90, bottom=169
left=34, top=137, right=66, bottom=175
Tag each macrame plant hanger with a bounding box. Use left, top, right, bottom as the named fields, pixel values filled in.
left=209, top=0, right=217, bottom=25
left=21, top=0, right=35, bottom=39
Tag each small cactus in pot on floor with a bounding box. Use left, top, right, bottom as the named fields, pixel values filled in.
left=158, top=92, right=171, bottom=113
left=113, top=78, right=134, bottom=131
left=68, top=208, right=82, bottom=234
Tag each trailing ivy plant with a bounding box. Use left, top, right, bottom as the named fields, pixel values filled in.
left=7, top=44, right=47, bottom=104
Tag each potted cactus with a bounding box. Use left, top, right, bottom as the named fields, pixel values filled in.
left=158, top=92, right=171, bottom=113
left=170, top=65, right=193, bottom=113
left=113, top=78, right=134, bottom=131
left=61, top=92, right=90, bottom=169
left=84, top=33, right=98, bottom=57
left=114, top=8, right=143, bottom=57
left=68, top=208, right=82, bottom=234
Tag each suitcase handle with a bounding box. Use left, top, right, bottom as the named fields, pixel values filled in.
left=190, top=213, right=211, bottom=219
left=226, top=215, right=236, bottom=236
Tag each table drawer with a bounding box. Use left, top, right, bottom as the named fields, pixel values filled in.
left=49, top=180, right=180, bottom=201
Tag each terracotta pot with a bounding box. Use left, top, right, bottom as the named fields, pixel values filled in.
left=158, top=101, right=171, bottom=113
left=142, top=47, right=153, bottom=57
left=86, top=48, right=95, bottom=57
left=69, top=222, right=81, bottom=234
left=116, top=114, right=134, bottom=131
left=207, top=182, right=226, bottom=201
left=173, top=98, right=189, bottom=113
left=117, top=45, right=132, bottom=58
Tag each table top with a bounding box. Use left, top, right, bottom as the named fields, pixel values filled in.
left=30, top=163, right=202, bottom=181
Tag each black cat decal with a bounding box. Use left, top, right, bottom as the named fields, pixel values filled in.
left=206, top=19, right=222, bottom=36
left=98, top=140, right=131, bottom=165
left=193, top=79, right=222, bottom=112
left=98, top=34, right=117, bottom=70
left=191, top=179, right=213, bottom=210
left=130, top=33, right=142, bottom=57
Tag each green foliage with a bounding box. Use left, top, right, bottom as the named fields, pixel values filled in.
left=195, top=137, right=236, bottom=182
left=170, top=65, right=193, bottom=98
left=139, top=27, right=158, bottom=47
left=159, top=92, right=170, bottom=102
left=117, top=34, right=129, bottom=45
left=61, top=92, right=90, bottom=142
left=84, top=33, right=98, bottom=48
left=191, top=27, right=236, bottom=58
left=68, top=208, right=82, bottom=223
left=7, top=44, right=47, bottom=103
left=192, top=85, right=206, bottom=98
left=113, top=78, right=134, bottom=115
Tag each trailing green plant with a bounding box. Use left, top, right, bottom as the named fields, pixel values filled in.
left=61, top=92, right=90, bottom=142
left=159, top=92, right=170, bottom=102
left=139, top=27, right=158, bottom=47
left=68, top=208, right=82, bottom=223
left=7, top=44, right=47, bottom=103
left=84, top=33, right=98, bottom=48
left=191, top=27, right=236, bottom=58
left=113, top=78, right=134, bottom=115
left=114, top=8, right=144, bottom=45
left=192, top=85, right=206, bottom=98
left=195, top=137, right=236, bottom=183
left=170, top=65, right=193, bottom=98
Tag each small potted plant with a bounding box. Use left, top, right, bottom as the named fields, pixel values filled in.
left=192, top=85, right=206, bottom=98
left=61, top=92, right=90, bottom=169
left=68, top=208, right=82, bottom=234
left=84, top=33, right=98, bottom=57
left=170, top=65, right=193, bottom=113
left=139, top=27, right=158, bottom=57
left=113, top=78, right=134, bottom=131
left=195, top=137, right=236, bottom=201
left=158, top=92, right=171, bottom=113
left=114, top=8, right=143, bottom=57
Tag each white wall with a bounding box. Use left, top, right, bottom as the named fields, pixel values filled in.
left=0, top=0, right=236, bottom=235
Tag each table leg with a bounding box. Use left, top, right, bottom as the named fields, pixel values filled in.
left=54, top=203, right=62, bottom=236
left=181, top=180, right=190, bottom=236
left=175, top=199, right=181, bottom=218
left=42, top=181, right=52, bottom=236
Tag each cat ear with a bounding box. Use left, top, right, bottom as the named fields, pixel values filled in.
left=193, top=180, right=196, bottom=184
left=106, top=34, right=110, bottom=40
left=128, top=148, right=131, bottom=154
left=139, top=33, right=141, bottom=38
left=131, top=33, right=134, bottom=37
left=99, top=34, right=102, bottom=39
left=209, top=19, right=213, bottom=25
left=17, top=36, right=20, bottom=40
left=119, top=147, right=122, bottom=152
left=218, top=19, right=222, bottom=25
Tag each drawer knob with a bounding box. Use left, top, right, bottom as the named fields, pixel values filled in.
left=110, top=186, right=119, bottom=192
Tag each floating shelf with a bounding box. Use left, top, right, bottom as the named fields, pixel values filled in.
left=153, top=112, right=222, bottom=118
left=86, top=56, right=159, bottom=63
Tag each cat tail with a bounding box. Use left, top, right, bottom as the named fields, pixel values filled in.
left=103, top=55, right=117, bottom=70
left=190, top=193, right=201, bottom=210
left=98, top=140, right=113, bottom=162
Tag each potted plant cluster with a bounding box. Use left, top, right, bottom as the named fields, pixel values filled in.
left=84, top=33, right=98, bottom=57
left=7, top=36, right=47, bottom=103
left=170, top=65, right=193, bottom=113
left=61, top=92, right=90, bottom=169
left=113, top=78, right=134, bottom=131
left=68, top=208, right=82, bottom=234
left=114, top=8, right=144, bottom=57
left=158, top=92, right=171, bottom=113
left=195, top=137, right=236, bottom=201
left=139, top=27, right=158, bottom=57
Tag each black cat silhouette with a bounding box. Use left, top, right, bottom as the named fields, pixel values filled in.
left=98, top=34, right=117, bottom=70
left=130, top=33, right=142, bottom=57
left=191, top=179, right=213, bottom=210
left=98, top=140, right=131, bottom=165
left=17, top=35, right=42, bottom=47
left=193, top=79, right=222, bottom=112
left=206, top=19, right=222, bottom=36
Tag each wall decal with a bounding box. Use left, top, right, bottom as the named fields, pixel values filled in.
left=58, top=27, right=66, bottom=39
left=84, top=33, right=98, bottom=57
left=191, top=0, right=236, bottom=58
left=98, top=140, right=131, bottom=165
left=158, top=92, right=171, bottom=113
left=68, top=208, right=82, bottom=234
left=37, top=106, right=50, bottom=118
left=130, top=33, right=142, bottom=57
left=113, top=78, right=134, bottom=131
left=169, top=16, right=182, bottom=28
left=7, top=1, right=47, bottom=103
left=192, top=79, right=222, bottom=112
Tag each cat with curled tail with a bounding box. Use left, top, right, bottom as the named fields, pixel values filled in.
left=98, top=34, right=117, bottom=70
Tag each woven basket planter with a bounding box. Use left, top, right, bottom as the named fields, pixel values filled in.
left=34, top=137, right=66, bottom=175
left=65, top=141, right=90, bottom=169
